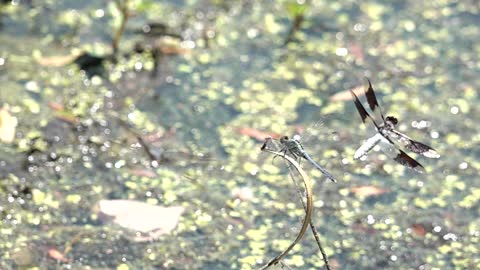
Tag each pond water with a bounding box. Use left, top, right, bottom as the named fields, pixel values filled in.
left=0, top=0, right=479, bottom=269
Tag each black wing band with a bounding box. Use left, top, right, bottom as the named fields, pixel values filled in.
left=392, top=130, right=440, bottom=158
left=365, top=78, right=385, bottom=121
left=393, top=150, right=426, bottom=173
left=350, top=89, right=379, bottom=128
left=408, top=141, right=438, bottom=156
left=382, top=135, right=426, bottom=173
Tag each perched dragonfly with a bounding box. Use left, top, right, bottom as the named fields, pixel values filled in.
left=350, top=78, right=440, bottom=173
left=262, top=134, right=337, bottom=182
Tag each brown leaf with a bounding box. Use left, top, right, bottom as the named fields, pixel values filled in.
left=160, top=46, right=190, bottom=55
left=327, top=258, right=342, bottom=270
left=410, top=223, right=427, bottom=237
left=329, top=85, right=365, bottom=102
left=47, top=248, right=70, bottom=262
left=351, top=223, right=377, bottom=235
left=348, top=42, right=365, bottom=62
left=237, top=127, right=280, bottom=141
left=351, top=185, right=389, bottom=197
left=55, top=113, right=79, bottom=125
left=0, top=106, right=17, bottom=143
left=47, top=102, right=79, bottom=124
left=48, top=102, right=65, bottom=111
left=129, top=169, right=157, bottom=178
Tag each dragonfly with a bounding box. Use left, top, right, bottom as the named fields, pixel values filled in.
left=262, top=131, right=337, bottom=183
left=259, top=125, right=336, bottom=268
left=259, top=138, right=313, bottom=269
left=350, top=78, right=440, bottom=173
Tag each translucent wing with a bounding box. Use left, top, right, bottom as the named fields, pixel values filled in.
left=390, top=130, right=440, bottom=158
left=292, top=116, right=327, bottom=144
left=377, top=133, right=426, bottom=173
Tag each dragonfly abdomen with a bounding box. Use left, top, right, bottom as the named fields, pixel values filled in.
left=303, top=152, right=337, bottom=182
left=354, top=133, right=384, bottom=160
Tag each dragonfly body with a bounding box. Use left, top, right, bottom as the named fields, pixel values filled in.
left=354, top=133, right=384, bottom=159
left=279, top=136, right=337, bottom=182
left=354, top=116, right=397, bottom=159
left=350, top=78, right=439, bottom=172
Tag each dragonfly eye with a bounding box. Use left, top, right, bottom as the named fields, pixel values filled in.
left=386, top=116, right=398, bottom=125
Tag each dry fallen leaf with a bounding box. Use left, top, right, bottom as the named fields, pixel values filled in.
left=237, top=127, right=280, bottom=141
left=155, top=37, right=191, bottom=55
left=351, top=185, right=389, bottom=197
left=410, top=223, right=427, bottom=237
left=37, top=52, right=81, bottom=67
left=0, top=106, right=18, bottom=143
left=97, top=200, right=184, bottom=242
left=351, top=223, right=377, bottom=235
left=129, top=168, right=158, bottom=178
left=47, top=247, right=70, bottom=262
left=46, top=102, right=80, bottom=124
left=48, top=101, right=65, bottom=111
left=347, top=42, right=365, bottom=62
left=55, top=113, right=79, bottom=125
left=327, top=258, right=342, bottom=270
left=329, top=85, right=365, bottom=102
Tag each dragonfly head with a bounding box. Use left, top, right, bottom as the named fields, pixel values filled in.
left=279, top=136, right=289, bottom=143
left=385, top=116, right=398, bottom=127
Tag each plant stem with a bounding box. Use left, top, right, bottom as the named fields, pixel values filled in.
left=112, top=0, right=129, bottom=54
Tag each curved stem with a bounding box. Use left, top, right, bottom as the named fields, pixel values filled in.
left=258, top=139, right=313, bottom=269
left=289, top=169, right=332, bottom=270
left=112, top=0, right=130, bottom=55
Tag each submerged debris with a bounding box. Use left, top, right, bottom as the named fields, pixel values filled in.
left=97, top=199, right=184, bottom=242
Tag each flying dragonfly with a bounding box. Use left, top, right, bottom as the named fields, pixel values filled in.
left=262, top=135, right=337, bottom=182
left=350, top=78, right=440, bottom=173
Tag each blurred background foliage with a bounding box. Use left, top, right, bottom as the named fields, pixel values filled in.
left=0, top=0, right=479, bottom=269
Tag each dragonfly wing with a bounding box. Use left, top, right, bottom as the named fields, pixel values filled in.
left=377, top=134, right=426, bottom=173
left=350, top=89, right=379, bottom=127
left=354, top=133, right=384, bottom=160
left=295, top=116, right=336, bottom=146
left=391, top=130, right=440, bottom=158
left=261, top=137, right=283, bottom=151
left=393, top=150, right=426, bottom=173
left=302, top=152, right=337, bottom=182
left=364, top=78, right=386, bottom=121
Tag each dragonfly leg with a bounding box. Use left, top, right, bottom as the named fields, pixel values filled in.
left=272, top=146, right=289, bottom=163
